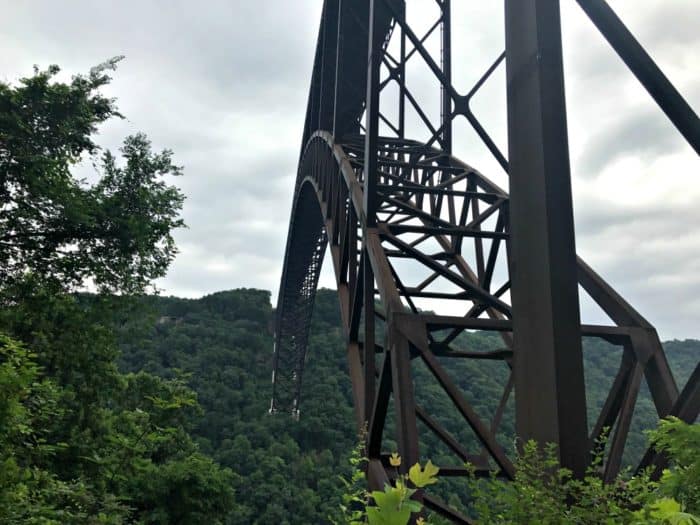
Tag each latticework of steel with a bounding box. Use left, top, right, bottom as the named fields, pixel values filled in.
left=271, top=1, right=700, bottom=522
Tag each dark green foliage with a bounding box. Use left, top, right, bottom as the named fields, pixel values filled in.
left=465, top=441, right=654, bottom=524
left=463, top=425, right=700, bottom=524
left=0, top=287, right=237, bottom=524
left=648, top=417, right=700, bottom=514
left=0, top=61, right=184, bottom=294
left=117, top=289, right=357, bottom=524
left=114, top=288, right=698, bottom=523
left=338, top=426, right=699, bottom=525
left=0, top=61, right=234, bottom=523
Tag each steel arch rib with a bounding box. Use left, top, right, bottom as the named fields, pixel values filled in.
left=272, top=130, right=692, bottom=514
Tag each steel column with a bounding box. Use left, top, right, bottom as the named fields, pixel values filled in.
left=363, top=250, right=376, bottom=425
left=363, top=0, right=382, bottom=227
left=505, top=0, right=589, bottom=476
left=440, top=0, right=452, bottom=154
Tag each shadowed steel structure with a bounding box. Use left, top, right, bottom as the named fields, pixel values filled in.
left=271, top=1, right=700, bottom=521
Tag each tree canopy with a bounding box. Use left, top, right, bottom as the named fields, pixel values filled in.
left=0, top=58, right=183, bottom=294
left=0, top=62, right=235, bottom=523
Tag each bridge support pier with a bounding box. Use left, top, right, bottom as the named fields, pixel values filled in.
left=505, top=0, right=588, bottom=476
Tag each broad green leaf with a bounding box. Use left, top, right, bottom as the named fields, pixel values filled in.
left=408, top=460, right=440, bottom=488
left=404, top=500, right=422, bottom=513
left=367, top=506, right=412, bottom=525
left=649, top=498, right=681, bottom=518
left=371, top=486, right=403, bottom=510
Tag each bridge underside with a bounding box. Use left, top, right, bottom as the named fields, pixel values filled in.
left=271, top=1, right=699, bottom=522
left=273, top=130, right=697, bottom=521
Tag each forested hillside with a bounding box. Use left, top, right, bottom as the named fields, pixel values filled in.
left=117, top=289, right=356, bottom=524
left=116, top=288, right=699, bottom=523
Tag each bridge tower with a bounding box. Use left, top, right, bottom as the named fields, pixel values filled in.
left=271, top=1, right=699, bottom=521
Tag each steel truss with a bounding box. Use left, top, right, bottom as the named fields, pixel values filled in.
left=271, top=1, right=699, bottom=522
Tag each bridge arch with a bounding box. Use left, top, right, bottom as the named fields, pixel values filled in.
left=271, top=1, right=699, bottom=522
left=272, top=129, right=690, bottom=521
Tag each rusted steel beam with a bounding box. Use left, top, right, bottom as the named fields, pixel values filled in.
left=505, top=0, right=588, bottom=476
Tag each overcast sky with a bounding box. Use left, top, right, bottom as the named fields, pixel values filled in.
left=1, top=1, right=698, bottom=339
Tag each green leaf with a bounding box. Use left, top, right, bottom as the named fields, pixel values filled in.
left=371, top=486, right=403, bottom=510
left=408, top=460, right=440, bottom=488
left=650, top=498, right=682, bottom=517
left=403, top=500, right=422, bottom=513
left=366, top=505, right=411, bottom=525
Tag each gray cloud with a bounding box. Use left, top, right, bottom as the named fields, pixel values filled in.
left=578, top=108, right=683, bottom=175
left=1, top=1, right=698, bottom=339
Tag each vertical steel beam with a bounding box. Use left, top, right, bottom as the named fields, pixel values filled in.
left=398, top=2, right=406, bottom=139
left=317, top=12, right=327, bottom=133
left=390, top=329, right=420, bottom=470
left=333, top=0, right=343, bottom=137
left=504, top=0, right=589, bottom=477
left=440, top=0, right=452, bottom=154
left=364, top=0, right=382, bottom=227
left=363, top=250, right=376, bottom=425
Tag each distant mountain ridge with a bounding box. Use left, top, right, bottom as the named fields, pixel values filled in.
left=115, top=288, right=699, bottom=523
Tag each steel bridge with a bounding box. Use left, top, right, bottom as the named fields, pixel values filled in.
left=271, top=1, right=700, bottom=521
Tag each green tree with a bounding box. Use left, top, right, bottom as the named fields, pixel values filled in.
left=0, top=61, right=236, bottom=523
left=0, top=333, right=130, bottom=523
left=647, top=417, right=700, bottom=515
left=0, top=58, right=184, bottom=294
